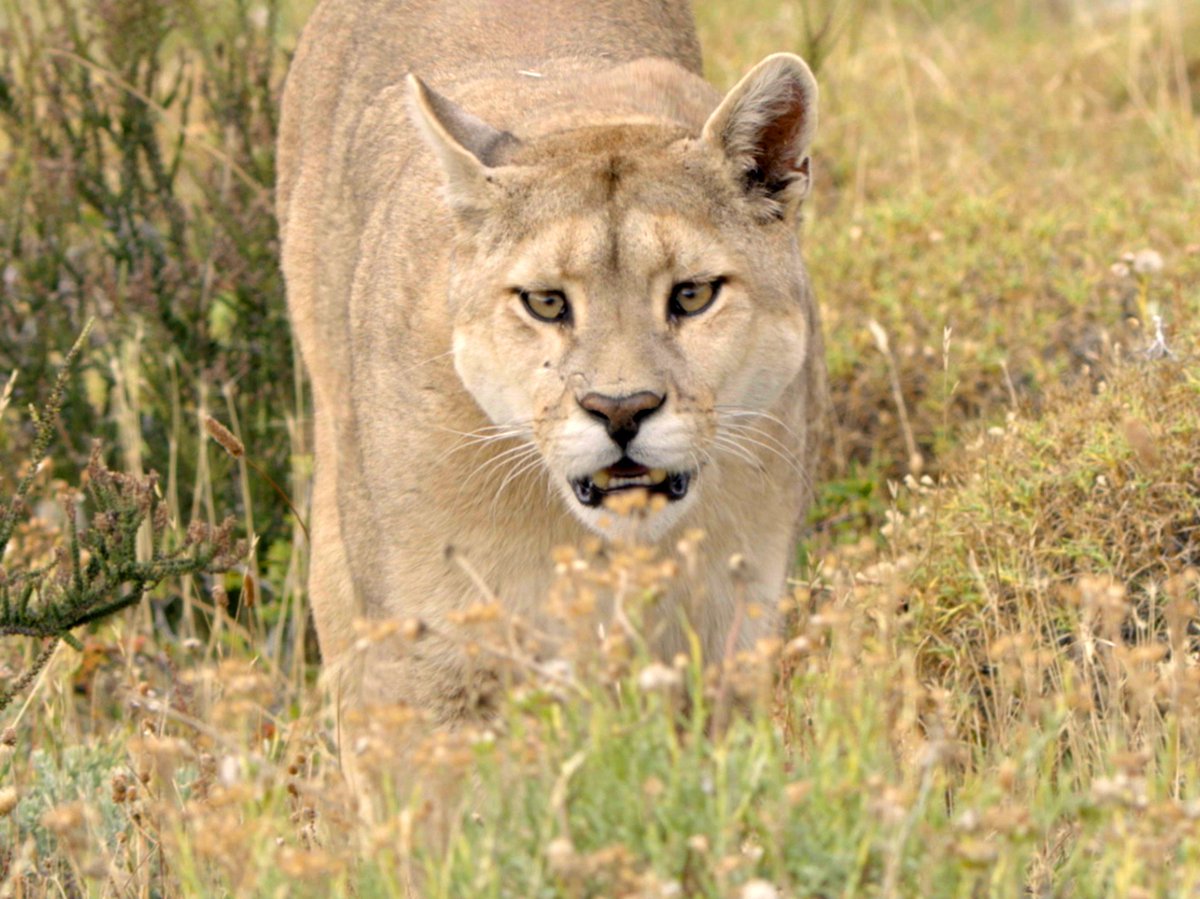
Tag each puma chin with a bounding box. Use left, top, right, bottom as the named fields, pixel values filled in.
left=555, top=425, right=703, bottom=543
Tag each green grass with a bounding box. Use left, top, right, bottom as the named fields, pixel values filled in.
left=2, top=0, right=1199, bottom=896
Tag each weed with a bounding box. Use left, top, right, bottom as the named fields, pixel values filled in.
left=0, top=328, right=243, bottom=715
left=2, top=0, right=1200, bottom=896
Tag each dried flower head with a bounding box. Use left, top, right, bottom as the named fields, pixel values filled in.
left=204, top=415, right=245, bottom=459
left=637, top=662, right=682, bottom=692
left=740, top=878, right=779, bottom=899
left=1132, top=249, right=1164, bottom=276
left=0, top=785, right=18, bottom=817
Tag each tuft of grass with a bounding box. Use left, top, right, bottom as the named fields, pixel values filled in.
left=2, top=0, right=1200, bottom=896
left=893, top=348, right=1200, bottom=749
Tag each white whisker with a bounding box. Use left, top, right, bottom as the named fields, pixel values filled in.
left=715, top=429, right=806, bottom=481
left=436, top=418, right=535, bottom=465
left=711, top=434, right=764, bottom=472
left=490, top=453, right=547, bottom=518
left=708, top=438, right=772, bottom=490
left=463, top=443, right=542, bottom=490
left=438, top=420, right=533, bottom=438
left=720, top=421, right=799, bottom=459
left=716, top=406, right=802, bottom=440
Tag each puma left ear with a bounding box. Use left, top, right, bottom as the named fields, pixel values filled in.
left=407, top=75, right=519, bottom=218
left=701, top=53, right=818, bottom=219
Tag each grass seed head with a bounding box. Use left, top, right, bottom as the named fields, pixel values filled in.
left=0, top=785, right=18, bottom=817
left=740, top=879, right=780, bottom=899
left=204, top=415, right=245, bottom=459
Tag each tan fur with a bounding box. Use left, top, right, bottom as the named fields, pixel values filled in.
left=278, top=0, right=826, bottom=729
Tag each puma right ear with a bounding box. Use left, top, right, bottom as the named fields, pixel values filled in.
left=701, top=53, right=818, bottom=220
left=407, top=75, right=519, bottom=218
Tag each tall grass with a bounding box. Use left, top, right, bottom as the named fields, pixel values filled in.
left=1, top=0, right=1198, bottom=895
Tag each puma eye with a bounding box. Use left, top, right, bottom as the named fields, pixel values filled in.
left=519, top=289, right=570, bottom=323
left=668, top=278, right=723, bottom=319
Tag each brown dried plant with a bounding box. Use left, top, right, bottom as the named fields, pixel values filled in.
left=0, top=327, right=244, bottom=713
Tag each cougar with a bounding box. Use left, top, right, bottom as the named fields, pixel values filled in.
left=277, top=0, right=826, bottom=728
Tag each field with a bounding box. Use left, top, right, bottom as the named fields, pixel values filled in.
left=1, top=0, right=1199, bottom=895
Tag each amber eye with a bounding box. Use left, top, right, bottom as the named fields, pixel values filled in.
left=519, top=289, right=570, bottom=323
left=668, top=279, right=722, bottom=319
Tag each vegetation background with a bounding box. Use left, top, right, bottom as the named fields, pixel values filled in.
left=0, top=0, right=1197, bottom=895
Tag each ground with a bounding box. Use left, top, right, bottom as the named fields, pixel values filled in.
left=1, top=0, right=1198, bottom=895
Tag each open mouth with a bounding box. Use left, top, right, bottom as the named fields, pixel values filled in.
left=570, top=457, right=693, bottom=508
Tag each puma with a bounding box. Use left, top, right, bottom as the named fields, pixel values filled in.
left=277, top=0, right=826, bottom=728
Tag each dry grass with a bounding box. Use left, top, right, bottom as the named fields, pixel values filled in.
left=1, top=0, right=1199, bottom=896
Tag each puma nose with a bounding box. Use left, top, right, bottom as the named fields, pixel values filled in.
left=579, top=391, right=665, bottom=447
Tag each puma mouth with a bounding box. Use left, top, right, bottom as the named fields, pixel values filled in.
left=570, top=457, right=693, bottom=508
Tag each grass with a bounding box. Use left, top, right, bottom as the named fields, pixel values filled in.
left=1, top=0, right=1199, bottom=895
